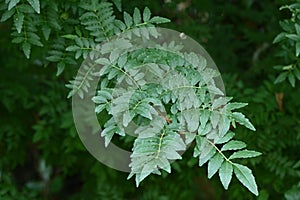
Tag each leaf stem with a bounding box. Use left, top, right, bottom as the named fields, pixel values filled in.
left=155, top=130, right=165, bottom=159
left=206, top=138, right=233, bottom=164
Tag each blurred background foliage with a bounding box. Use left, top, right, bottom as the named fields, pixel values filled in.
left=1, top=0, right=300, bottom=199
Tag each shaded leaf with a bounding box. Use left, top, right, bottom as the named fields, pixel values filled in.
left=14, top=12, right=24, bottom=33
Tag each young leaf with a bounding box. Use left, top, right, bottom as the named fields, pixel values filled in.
left=221, top=140, right=247, bottom=151
left=229, top=150, right=262, bottom=160
left=219, top=161, right=233, bottom=190
left=233, top=164, right=258, bottom=196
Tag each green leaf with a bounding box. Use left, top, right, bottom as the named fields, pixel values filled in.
left=199, top=146, right=216, bottom=167
left=11, top=36, right=24, bottom=44
left=139, top=162, right=154, bottom=184
left=219, top=161, right=233, bottom=190
left=210, top=110, right=220, bottom=129
left=274, top=72, right=288, bottom=84
left=229, top=150, right=262, bottom=160
left=226, top=102, right=248, bottom=111
left=14, top=12, right=24, bottom=33
left=135, top=103, right=152, bottom=120
left=296, top=23, right=300, bottom=34
left=95, top=58, right=110, bottom=66
left=233, top=164, right=258, bottom=196
left=221, top=140, right=247, bottom=151
left=200, top=109, right=210, bottom=128
left=212, top=97, right=232, bottom=110
left=294, top=67, right=300, bottom=80
left=1, top=8, right=15, bottom=22
left=133, top=8, right=141, bottom=24
left=56, top=62, right=65, bottom=76
left=288, top=72, right=296, bottom=87
left=66, top=45, right=80, bottom=52
left=219, top=116, right=231, bottom=137
left=26, top=0, right=40, bottom=13
left=123, top=110, right=135, bottom=127
left=8, top=0, right=20, bottom=10
left=111, top=0, right=122, bottom=11
left=215, top=131, right=235, bottom=144
left=156, top=157, right=171, bottom=173
left=232, top=112, right=256, bottom=131
left=183, top=109, right=199, bottom=132
left=208, top=153, right=224, bottom=179
left=273, top=32, right=286, bottom=43
left=143, top=7, right=151, bottom=22
left=101, top=125, right=118, bottom=147
left=285, top=184, right=300, bottom=200
left=22, top=42, right=31, bottom=59
left=42, top=26, right=51, bottom=40
left=286, top=34, right=300, bottom=41
left=149, top=16, right=170, bottom=24
left=296, top=42, right=300, bottom=57
left=118, top=54, right=127, bottom=67
left=115, top=20, right=126, bottom=31
left=95, top=104, right=106, bottom=113
left=62, top=34, right=77, bottom=40
left=129, top=129, right=185, bottom=186
left=124, top=12, right=133, bottom=27
left=196, top=138, right=216, bottom=167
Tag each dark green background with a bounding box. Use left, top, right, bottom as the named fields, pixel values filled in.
left=1, top=0, right=300, bottom=199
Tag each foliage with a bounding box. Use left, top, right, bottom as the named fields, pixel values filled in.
left=1, top=0, right=300, bottom=199
left=273, top=0, right=300, bottom=87
left=89, top=42, right=260, bottom=193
